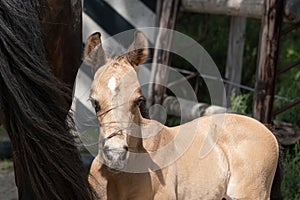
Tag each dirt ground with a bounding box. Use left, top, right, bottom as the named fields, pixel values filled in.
left=0, top=128, right=18, bottom=199
left=0, top=128, right=92, bottom=199
left=0, top=169, right=17, bottom=200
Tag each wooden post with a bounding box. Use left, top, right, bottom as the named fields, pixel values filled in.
left=253, top=2, right=284, bottom=198
left=148, top=0, right=180, bottom=107
left=225, top=16, right=247, bottom=107
left=253, top=0, right=283, bottom=124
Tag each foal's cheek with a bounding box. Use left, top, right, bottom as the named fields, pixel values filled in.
left=99, top=127, right=107, bottom=145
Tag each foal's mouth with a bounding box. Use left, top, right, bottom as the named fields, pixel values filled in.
left=102, top=147, right=129, bottom=171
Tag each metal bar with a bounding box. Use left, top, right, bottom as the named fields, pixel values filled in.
left=273, top=97, right=300, bottom=116
left=278, top=58, right=300, bottom=74
left=167, top=73, right=199, bottom=88
left=170, top=67, right=291, bottom=101
left=281, top=21, right=300, bottom=36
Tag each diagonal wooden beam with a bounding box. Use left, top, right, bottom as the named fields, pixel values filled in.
left=148, top=0, right=180, bottom=107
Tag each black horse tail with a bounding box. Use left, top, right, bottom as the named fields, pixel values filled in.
left=271, top=144, right=284, bottom=200
left=0, top=0, right=96, bottom=199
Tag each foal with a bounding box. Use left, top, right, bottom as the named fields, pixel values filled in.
left=86, top=32, right=279, bottom=200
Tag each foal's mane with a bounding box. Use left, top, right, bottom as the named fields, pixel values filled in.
left=0, top=0, right=96, bottom=199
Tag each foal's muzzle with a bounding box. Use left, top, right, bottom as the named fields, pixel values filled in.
left=102, top=145, right=129, bottom=170
left=101, top=131, right=129, bottom=170
left=103, top=146, right=128, bottom=161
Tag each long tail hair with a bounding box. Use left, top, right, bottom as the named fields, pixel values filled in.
left=0, top=0, right=96, bottom=199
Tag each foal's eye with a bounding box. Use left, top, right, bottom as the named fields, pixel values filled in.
left=135, top=96, right=146, bottom=106
left=90, top=98, right=101, bottom=113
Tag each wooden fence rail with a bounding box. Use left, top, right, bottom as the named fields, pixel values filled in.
left=181, top=0, right=300, bottom=22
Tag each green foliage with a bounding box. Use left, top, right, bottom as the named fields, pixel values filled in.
left=165, top=116, right=181, bottom=127
left=176, top=13, right=230, bottom=75
left=282, top=140, right=300, bottom=200
left=174, top=13, right=231, bottom=104
left=274, top=80, right=300, bottom=126
left=230, top=91, right=252, bottom=114
left=173, top=12, right=300, bottom=124
left=274, top=27, right=300, bottom=126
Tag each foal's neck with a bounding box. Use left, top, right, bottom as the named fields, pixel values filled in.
left=140, top=118, right=174, bottom=152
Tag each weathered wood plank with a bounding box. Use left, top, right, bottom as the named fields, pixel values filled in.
left=148, top=0, right=180, bottom=111
left=224, top=16, right=246, bottom=107
left=181, top=0, right=300, bottom=22
left=253, top=0, right=283, bottom=123
left=253, top=1, right=284, bottom=198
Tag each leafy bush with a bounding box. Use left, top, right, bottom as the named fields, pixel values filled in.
left=165, top=116, right=181, bottom=127
left=274, top=79, right=300, bottom=126
left=274, top=27, right=300, bottom=126
left=282, top=141, right=300, bottom=200
left=230, top=91, right=252, bottom=114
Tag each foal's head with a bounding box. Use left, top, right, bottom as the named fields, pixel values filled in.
left=86, top=32, right=148, bottom=170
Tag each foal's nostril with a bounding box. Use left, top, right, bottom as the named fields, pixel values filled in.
left=103, top=146, right=109, bottom=154
left=103, top=147, right=113, bottom=160
left=120, top=150, right=128, bottom=161
left=119, top=146, right=128, bottom=161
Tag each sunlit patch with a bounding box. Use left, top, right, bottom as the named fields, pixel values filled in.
left=108, top=76, right=117, bottom=95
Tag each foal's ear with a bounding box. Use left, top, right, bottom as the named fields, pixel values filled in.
left=84, top=32, right=106, bottom=73
left=126, top=31, right=149, bottom=68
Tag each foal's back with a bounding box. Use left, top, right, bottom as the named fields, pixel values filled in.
left=173, top=113, right=278, bottom=199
